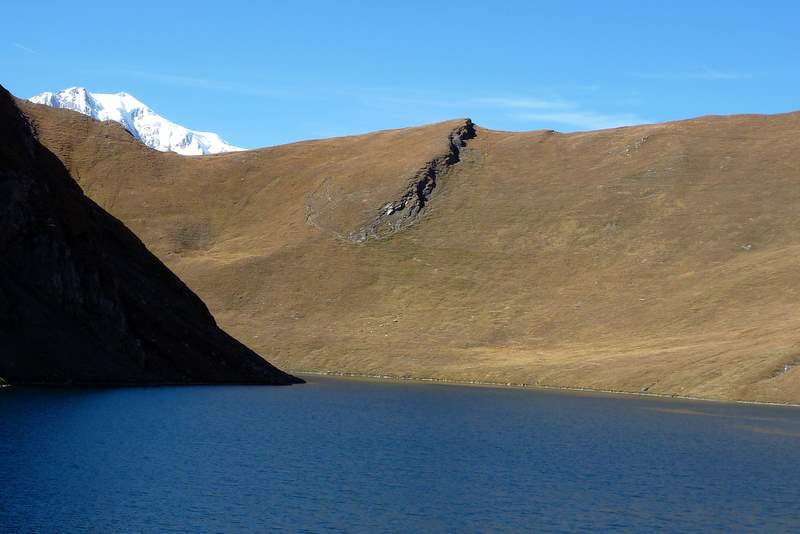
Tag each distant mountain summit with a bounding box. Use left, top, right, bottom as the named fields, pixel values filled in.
left=29, top=87, right=243, bottom=155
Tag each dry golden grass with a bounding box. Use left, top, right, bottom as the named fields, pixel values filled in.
left=21, top=98, right=800, bottom=403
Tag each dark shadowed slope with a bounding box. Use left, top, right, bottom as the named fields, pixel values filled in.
left=0, top=86, right=300, bottom=385
left=21, top=96, right=800, bottom=402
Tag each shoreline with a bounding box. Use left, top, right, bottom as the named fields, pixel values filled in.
left=291, top=369, right=800, bottom=409
left=3, top=369, right=797, bottom=409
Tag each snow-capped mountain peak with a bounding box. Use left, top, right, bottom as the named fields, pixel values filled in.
left=29, top=87, right=244, bottom=155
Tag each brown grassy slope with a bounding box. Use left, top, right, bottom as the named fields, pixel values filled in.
left=21, top=99, right=800, bottom=403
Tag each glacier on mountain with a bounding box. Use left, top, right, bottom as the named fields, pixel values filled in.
left=29, top=87, right=244, bottom=155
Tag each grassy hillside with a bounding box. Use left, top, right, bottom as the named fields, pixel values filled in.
left=21, top=98, right=800, bottom=402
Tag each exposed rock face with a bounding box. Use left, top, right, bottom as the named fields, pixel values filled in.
left=346, top=120, right=476, bottom=242
left=0, top=85, right=300, bottom=385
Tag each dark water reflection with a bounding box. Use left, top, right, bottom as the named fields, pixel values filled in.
left=1, top=376, right=799, bottom=532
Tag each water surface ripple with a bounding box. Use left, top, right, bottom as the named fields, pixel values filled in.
left=1, top=376, right=799, bottom=532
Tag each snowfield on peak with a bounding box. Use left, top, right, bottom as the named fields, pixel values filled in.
left=29, top=87, right=244, bottom=155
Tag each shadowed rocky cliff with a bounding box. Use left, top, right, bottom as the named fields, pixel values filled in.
left=0, top=86, right=300, bottom=385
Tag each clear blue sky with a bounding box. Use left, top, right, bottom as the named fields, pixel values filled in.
left=2, top=1, right=799, bottom=148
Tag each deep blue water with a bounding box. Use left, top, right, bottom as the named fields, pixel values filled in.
left=1, top=376, right=799, bottom=533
